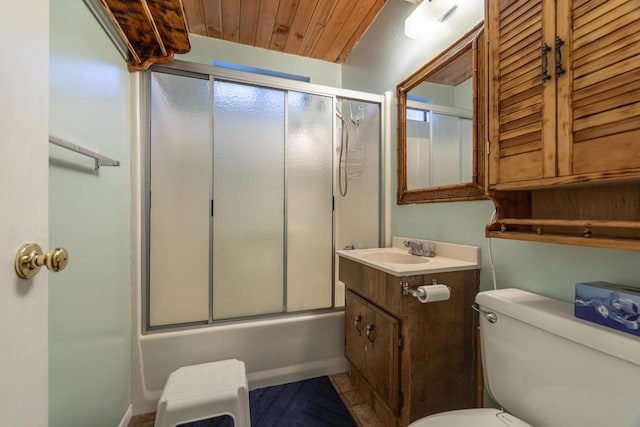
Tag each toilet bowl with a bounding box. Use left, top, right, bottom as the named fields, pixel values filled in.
left=408, top=408, right=531, bottom=427
left=408, top=288, right=640, bottom=427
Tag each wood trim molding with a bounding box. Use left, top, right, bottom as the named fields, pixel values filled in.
left=397, top=22, right=487, bottom=205
left=99, top=0, right=191, bottom=71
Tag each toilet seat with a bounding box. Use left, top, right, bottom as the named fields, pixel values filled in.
left=408, top=408, right=533, bottom=427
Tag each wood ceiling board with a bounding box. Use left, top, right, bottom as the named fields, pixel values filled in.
left=336, top=0, right=386, bottom=63
left=283, top=0, right=320, bottom=54
left=203, top=0, right=222, bottom=38
left=324, top=0, right=380, bottom=62
left=269, top=0, right=300, bottom=52
left=310, top=0, right=357, bottom=60
left=221, top=0, right=241, bottom=42
left=427, top=51, right=473, bottom=86
left=182, top=0, right=205, bottom=34
left=255, top=0, right=281, bottom=49
left=239, top=0, right=260, bottom=45
left=181, top=0, right=386, bottom=63
left=294, top=0, right=338, bottom=57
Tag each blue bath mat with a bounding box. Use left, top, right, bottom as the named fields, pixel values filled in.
left=180, top=376, right=356, bottom=427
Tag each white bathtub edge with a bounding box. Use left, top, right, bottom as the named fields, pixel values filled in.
left=247, top=356, right=349, bottom=390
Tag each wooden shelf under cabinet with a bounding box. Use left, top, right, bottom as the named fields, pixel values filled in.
left=486, top=184, right=640, bottom=251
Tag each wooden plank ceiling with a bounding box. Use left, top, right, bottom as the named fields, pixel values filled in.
left=182, top=0, right=387, bottom=63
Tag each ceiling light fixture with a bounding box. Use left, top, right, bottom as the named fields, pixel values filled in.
left=405, top=0, right=459, bottom=40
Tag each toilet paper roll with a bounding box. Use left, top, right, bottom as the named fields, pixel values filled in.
left=417, top=284, right=450, bottom=303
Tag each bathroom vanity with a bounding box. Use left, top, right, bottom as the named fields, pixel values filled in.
left=337, top=238, right=480, bottom=427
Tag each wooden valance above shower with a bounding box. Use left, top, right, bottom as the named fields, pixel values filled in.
left=97, top=0, right=191, bottom=71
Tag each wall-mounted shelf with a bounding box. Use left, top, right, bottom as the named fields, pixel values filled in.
left=487, top=226, right=640, bottom=252
left=49, top=136, right=120, bottom=171
left=487, top=184, right=640, bottom=252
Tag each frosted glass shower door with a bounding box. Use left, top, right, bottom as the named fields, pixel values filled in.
left=212, top=81, right=285, bottom=319
left=335, top=100, right=381, bottom=251
left=431, top=113, right=472, bottom=187
left=149, top=72, right=211, bottom=326
left=286, top=92, right=333, bottom=311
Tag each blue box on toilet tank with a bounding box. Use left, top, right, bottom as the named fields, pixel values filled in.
left=575, top=281, right=640, bottom=337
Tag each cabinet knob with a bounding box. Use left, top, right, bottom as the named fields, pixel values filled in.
left=354, top=315, right=363, bottom=335
left=366, top=322, right=376, bottom=344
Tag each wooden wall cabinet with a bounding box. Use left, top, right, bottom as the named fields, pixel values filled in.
left=486, top=0, right=640, bottom=250
left=339, top=257, right=479, bottom=427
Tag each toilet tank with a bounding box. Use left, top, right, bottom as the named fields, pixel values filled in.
left=477, top=288, right=640, bottom=427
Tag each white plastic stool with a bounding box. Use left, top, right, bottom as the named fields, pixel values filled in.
left=155, top=359, right=251, bottom=427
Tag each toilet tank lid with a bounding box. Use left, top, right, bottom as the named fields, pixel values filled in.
left=476, top=288, right=640, bottom=367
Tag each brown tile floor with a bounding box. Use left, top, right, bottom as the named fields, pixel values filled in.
left=329, top=372, right=384, bottom=427
left=128, top=373, right=383, bottom=427
left=128, top=411, right=155, bottom=427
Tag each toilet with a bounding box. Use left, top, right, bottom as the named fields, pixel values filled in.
left=410, top=288, right=640, bottom=427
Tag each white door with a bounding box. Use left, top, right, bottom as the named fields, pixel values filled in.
left=0, top=0, right=49, bottom=425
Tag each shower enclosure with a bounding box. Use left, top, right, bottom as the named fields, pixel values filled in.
left=405, top=100, right=473, bottom=189
left=143, top=62, right=383, bottom=330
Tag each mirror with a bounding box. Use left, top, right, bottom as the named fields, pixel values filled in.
left=397, top=22, right=486, bottom=204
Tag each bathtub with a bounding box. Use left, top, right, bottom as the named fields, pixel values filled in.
left=131, top=310, right=348, bottom=414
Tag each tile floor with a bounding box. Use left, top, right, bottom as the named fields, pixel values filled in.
left=329, top=373, right=384, bottom=427
left=128, top=372, right=383, bottom=427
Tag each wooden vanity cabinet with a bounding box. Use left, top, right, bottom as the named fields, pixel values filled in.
left=340, top=257, right=480, bottom=427
left=485, top=0, right=640, bottom=250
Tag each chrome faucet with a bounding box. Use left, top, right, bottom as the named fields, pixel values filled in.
left=403, top=240, right=435, bottom=257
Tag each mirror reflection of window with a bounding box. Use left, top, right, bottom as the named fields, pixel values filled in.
left=405, top=99, right=472, bottom=190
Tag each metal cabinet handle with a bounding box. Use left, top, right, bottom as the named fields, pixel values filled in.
left=366, top=322, right=376, bottom=344
left=541, top=42, right=552, bottom=82
left=15, top=243, right=69, bottom=279
left=555, top=36, right=565, bottom=76
left=354, top=314, right=363, bottom=335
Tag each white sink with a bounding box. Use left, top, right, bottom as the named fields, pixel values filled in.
left=336, top=237, right=479, bottom=277
left=360, top=250, right=429, bottom=265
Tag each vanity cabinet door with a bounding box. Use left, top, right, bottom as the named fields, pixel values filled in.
left=345, top=290, right=367, bottom=374
left=345, top=289, right=400, bottom=414
left=365, top=303, right=400, bottom=413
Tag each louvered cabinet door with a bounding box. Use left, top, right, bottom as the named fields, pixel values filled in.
left=559, top=0, right=640, bottom=176
left=488, top=0, right=556, bottom=185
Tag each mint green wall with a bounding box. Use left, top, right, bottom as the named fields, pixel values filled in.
left=49, top=1, right=131, bottom=425
left=177, top=34, right=342, bottom=87
left=343, top=1, right=640, bottom=301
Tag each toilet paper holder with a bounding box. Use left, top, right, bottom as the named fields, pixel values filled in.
left=401, top=279, right=449, bottom=299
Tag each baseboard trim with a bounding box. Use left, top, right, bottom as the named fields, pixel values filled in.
left=119, top=404, right=133, bottom=427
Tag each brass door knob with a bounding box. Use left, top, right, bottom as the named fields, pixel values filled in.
left=15, top=243, right=69, bottom=279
